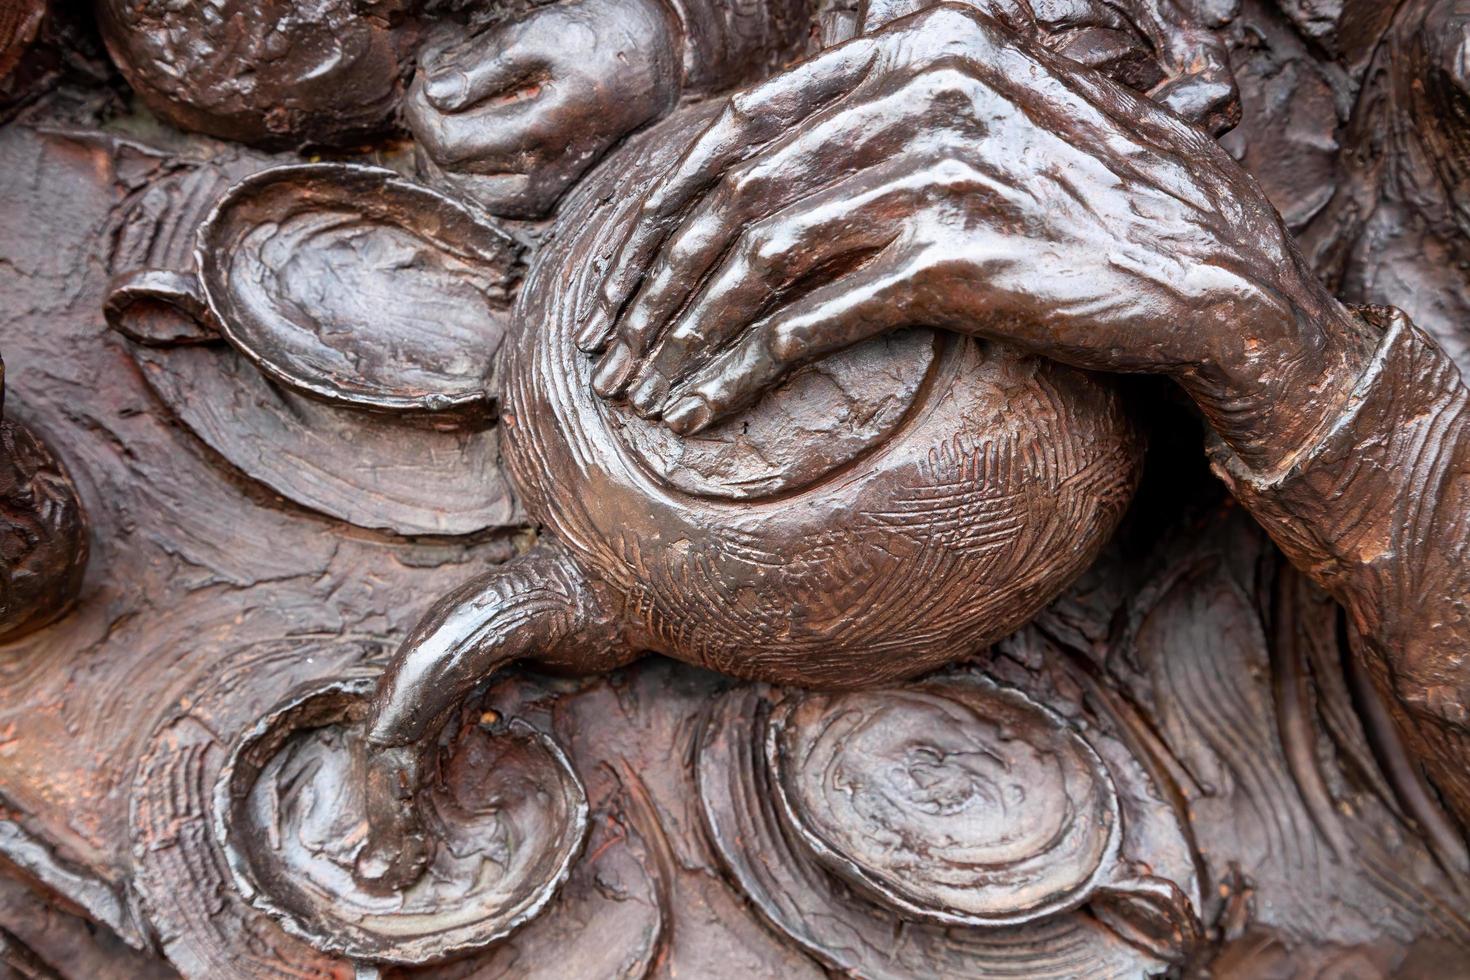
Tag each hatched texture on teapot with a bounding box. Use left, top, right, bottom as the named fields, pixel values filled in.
left=502, top=102, right=1143, bottom=686
left=610, top=327, right=938, bottom=499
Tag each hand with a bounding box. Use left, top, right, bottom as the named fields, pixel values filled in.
left=579, top=5, right=1372, bottom=473
left=405, top=0, right=683, bottom=218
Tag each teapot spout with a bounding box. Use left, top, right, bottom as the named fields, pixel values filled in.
left=354, top=540, right=627, bottom=892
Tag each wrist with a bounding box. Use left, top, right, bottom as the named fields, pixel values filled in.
left=1179, top=277, right=1379, bottom=476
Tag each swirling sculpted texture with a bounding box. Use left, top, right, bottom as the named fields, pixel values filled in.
left=216, top=678, right=588, bottom=965
left=697, top=682, right=1185, bottom=979
left=105, top=151, right=526, bottom=537
left=199, top=164, right=520, bottom=416
left=769, top=684, right=1118, bottom=924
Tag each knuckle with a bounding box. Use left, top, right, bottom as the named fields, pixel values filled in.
left=768, top=319, right=809, bottom=362
left=741, top=223, right=784, bottom=273
left=666, top=318, right=702, bottom=345
left=636, top=199, right=663, bottom=226
left=720, top=96, right=746, bottom=123
left=750, top=238, right=787, bottom=274
left=707, top=174, right=739, bottom=213
left=723, top=160, right=761, bottom=203
left=927, top=155, right=981, bottom=189
left=735, top=229, right=766, bottom=270
left=715, top=100, right=751, bottom=139
left=912, top=4, right=988, bottom=47
left=913, top=63, right=986, bottom=109
left=666, top=234, right=699, bottom=269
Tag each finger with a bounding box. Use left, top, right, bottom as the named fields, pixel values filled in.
left=574, top=35, right=886, bottom=353
left=625, top=159, right=971, bottom=413
left=622, top=205, right=901, bottom=416
left=409, top=83, right=569, bottom=171
left=968, top=24, right=1239, bottom=218
left=417, top=27, right=543, bottom=114
left=643, top=151, right=1039, bottom=417
left=579, top=2, right=1010, bottom=350
left=660, top=247, right=928, bottom=435
left=605, top=63, right=996, bottom=407
left=601, top=89, right=918, bottom=402
left=629, top=226, right=899, bottom=414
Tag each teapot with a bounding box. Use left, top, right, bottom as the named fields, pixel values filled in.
left=359, top=99, right=1142, bottom=906
left=113, top=102, right=1143, bottom=963
left=376, top=97, right=1139, bottom=702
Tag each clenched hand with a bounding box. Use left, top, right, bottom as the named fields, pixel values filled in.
left=406, top=0, right=682, bottom=218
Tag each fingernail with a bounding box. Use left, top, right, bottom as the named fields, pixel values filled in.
left=629, top=374, right=669, bottom=417
left=423, top=71, right=469, bottom=110
left=592, top=342, right=634, bottom=397
left=664, top=396, right=714, bottom=435
left=575, top=308, right=610, bottom=353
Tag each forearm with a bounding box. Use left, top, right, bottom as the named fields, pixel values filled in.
left=1210, top=304, right=1470, bottom=828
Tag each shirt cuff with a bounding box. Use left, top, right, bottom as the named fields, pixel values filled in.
left=1205, top=304, right=1470, bottom=603
left=1208, top=305, right=1434, bottom=493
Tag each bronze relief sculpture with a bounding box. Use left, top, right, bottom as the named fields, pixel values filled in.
left=0, top=359, right=88, bottom=643
left=4, top=0, right=1470, bottom=977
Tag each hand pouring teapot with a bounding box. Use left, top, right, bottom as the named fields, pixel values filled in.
left=156, top=102, right=1144, bottom=965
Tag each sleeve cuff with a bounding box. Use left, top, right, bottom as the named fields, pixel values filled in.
left=1208, top=305, right=1429, bottom=494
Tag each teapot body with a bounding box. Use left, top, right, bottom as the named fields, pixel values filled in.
left=500, top=106, right=1143, bottom=687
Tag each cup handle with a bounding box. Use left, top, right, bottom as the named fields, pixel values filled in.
left=104, top=269, right=221, bottom=346
left=1091, top=871, right=1201, bottom=965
